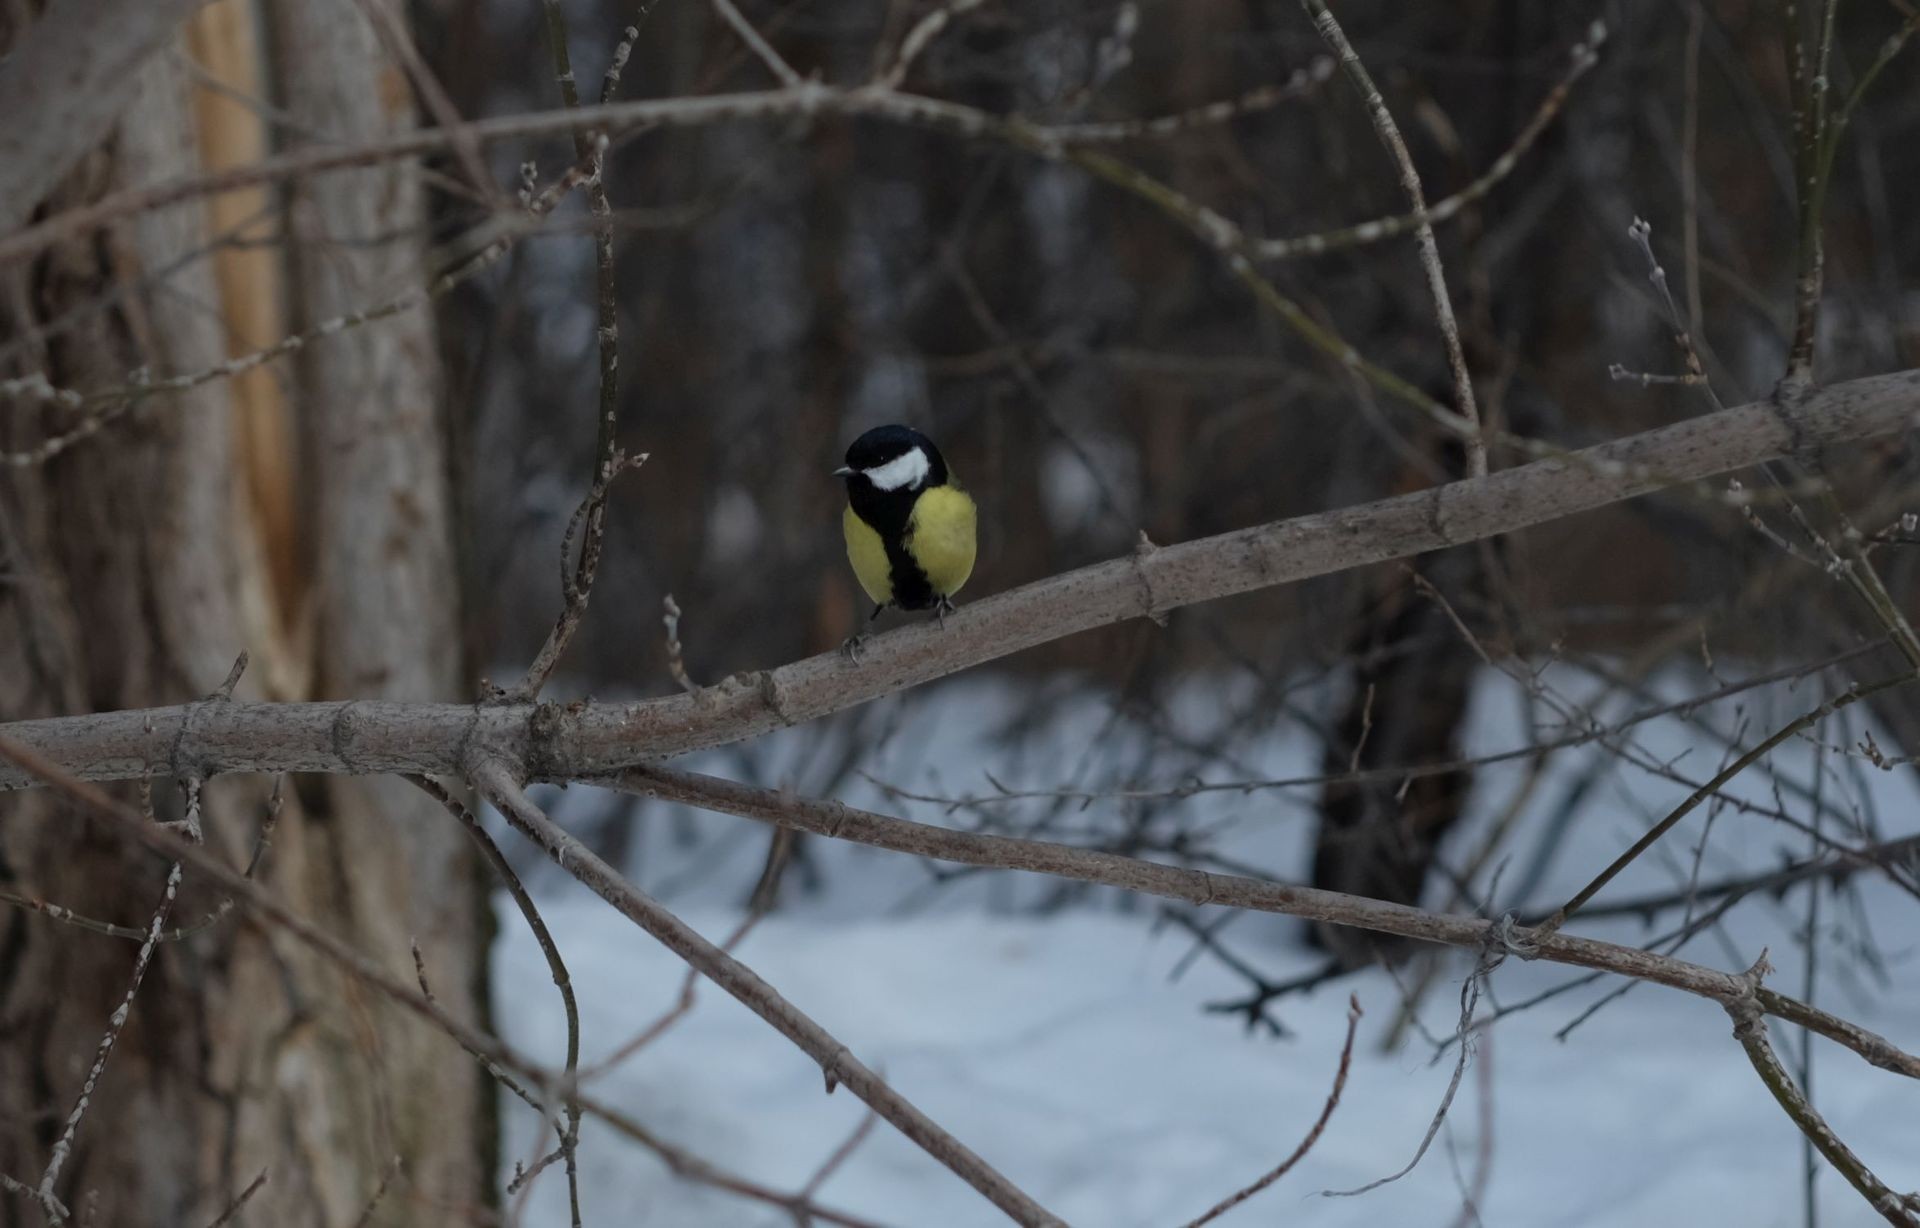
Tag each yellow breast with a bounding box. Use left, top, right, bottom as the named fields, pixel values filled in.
left=843, top=504, right=894, bottom=606
left=906, top=484, right=977, bottom=597
left=842, top=483, right=979, bottom=609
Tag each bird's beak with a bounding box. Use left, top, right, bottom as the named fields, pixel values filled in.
left=832, top=466, right=854, bottom=477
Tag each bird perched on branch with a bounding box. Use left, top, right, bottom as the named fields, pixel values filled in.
left=835, top=424, right=977, bottom=658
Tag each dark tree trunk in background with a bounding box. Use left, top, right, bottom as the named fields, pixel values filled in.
left=0, top=4, right=485, bottom=1224
left=1311, top=546, right=1481, bottom=970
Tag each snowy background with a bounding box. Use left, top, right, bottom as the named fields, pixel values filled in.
left=488, top=663, right=1920, bottom=1226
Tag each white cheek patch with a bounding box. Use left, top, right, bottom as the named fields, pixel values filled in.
left=864, top=446, right=930, bottom=492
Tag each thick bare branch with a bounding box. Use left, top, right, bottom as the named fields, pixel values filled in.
left=1726, top=960, right=1920, bottom=1226
left=1, top=368, right=1915, bottom=790
left=612, top=764, right=1920, bottom=1082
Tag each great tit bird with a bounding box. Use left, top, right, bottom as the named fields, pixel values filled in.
left=835, top=424, right=977, bottom=655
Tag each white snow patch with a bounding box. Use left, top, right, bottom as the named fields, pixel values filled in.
left=491, top=664, right=1920, bottom=1225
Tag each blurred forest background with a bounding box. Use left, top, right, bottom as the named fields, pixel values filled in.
left=426, top=0, right=1918, bottom=680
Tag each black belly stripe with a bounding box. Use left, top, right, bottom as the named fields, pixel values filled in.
left=849, top=483, right=937, bottom=610
left=883, top=532, right=936, bottom=610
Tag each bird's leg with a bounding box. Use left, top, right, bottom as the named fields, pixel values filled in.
left=841, top=603, right=886, bottom=663
left=934, top=594, right=957, bottom=629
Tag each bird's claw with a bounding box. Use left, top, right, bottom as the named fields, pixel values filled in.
left=841, top=632, right=869, bottom=664
left=934, top=595, right=956, bottom=629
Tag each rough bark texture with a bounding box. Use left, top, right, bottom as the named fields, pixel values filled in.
left=0, top=8, right=483, bottom=1225
left=266, top=0, right=488, bottom=1219
left=0, top=0, right=211, bottom=230
left=0, top=40, right=260, bottom=1228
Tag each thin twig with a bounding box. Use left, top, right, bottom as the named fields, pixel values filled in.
left=880, top=0, right=989, bottom=89
left=579, top=910, right=768, bottom=1080
left=1541, top=672, right=1916, bottom=934
left=1822, top=12, right=1920, bottom=170
left=1782, top=0, right=1841, bottom=387
left=0, top=59, right=1560, bottom=272
left=710, top=0, right=804, bottom=86
left=1608, top=363, right=1706, bottom=388
left=211, top=651, right=250, bottom=701
left=1057, top=143, right=1466, bottom=440
left=202, top=1169, right=269, bottom=1228
left=472, top=757, right=1068, bottom=1227
left=1622, top=210, right=1920, bottom=677
left=0, top=1173, right=63, bottom=1223
left=662, top=594, right=699, bottom=693
left=505, top=0, right=637, bottom=707
left=353, top=0, right=494, bottom=200
left=1534, top=831, right=1920, bottom=923
left=1253, top=22, right=1606, bottom=260
left=0, top=776, right=283, bottom=943
left=1625, top=216, right=1715, bottom=405
left=1300, top=0, right=1483, bottom=473
left=799, top=1108, right=881, bottom=1205
left=1039, top=59, right=1334, bottom=141
left=347, top=1154, right=405, bottom=1228
left=507, top=450, right=649, bottom=700
left=0, top=25, right=1610, bottom=475
left=0, top=75, right=1463, bottom=445
left=1681, top=2, right=1706, bottom=339
left=409, top=775, right=583, bottom=1228
left=1182, top=995, right=1362, bottom=1226
left=602, top=7, right=663, bottom=103
left=871, top=644, right=1885, bottom=809
left=412, top=941, right=540, bottom=1110
left=1799, top=731, right=1828, bottom=1228
left=1324, top=944, right=1496, bottom=1198
left=38, top=863, right=184, bottom=1211
left=2, top=150, right=604, bottom=466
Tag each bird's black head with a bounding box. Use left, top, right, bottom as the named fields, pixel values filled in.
left=835, top=424, right=949, bottom=495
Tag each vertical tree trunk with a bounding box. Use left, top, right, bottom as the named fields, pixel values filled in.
left=0, top=5, right=485, bottom=1224
left=265, top=0, right=488, bottom=1219
left=0, top=43, right=255, bottom=1228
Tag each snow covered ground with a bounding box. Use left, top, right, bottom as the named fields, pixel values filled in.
left=489, top=663, right=1920, bottom=1226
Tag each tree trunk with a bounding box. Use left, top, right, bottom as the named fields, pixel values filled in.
left=266, top=0, right=489, bottom=1218
left=0, top=5, right=484, bottom=1224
